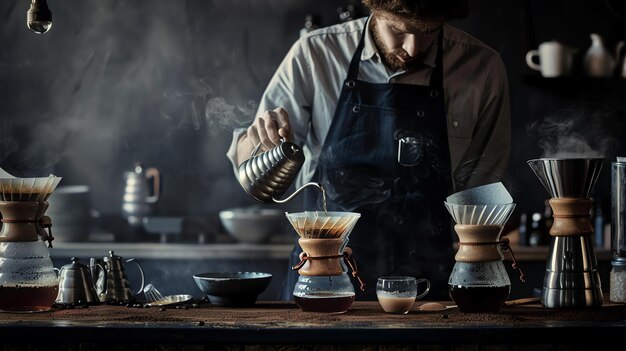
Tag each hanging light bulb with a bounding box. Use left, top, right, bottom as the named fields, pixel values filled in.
left=27, top=0, right=52, bottom=34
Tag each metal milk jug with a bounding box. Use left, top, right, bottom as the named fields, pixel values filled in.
left=55, top=257, right=106, bottom=305
left=122, top=163, right=160, bottom=227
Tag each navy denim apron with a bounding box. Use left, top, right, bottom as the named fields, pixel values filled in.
left=282, top=19, right=454, bottom=301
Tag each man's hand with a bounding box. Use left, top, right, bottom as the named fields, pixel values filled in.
left=236, top=107, right=292, bottom=165
left=248, top=107, right=292, bottom=150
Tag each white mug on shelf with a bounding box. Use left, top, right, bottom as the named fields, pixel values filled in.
left=526, top=41, right=576, bottom=78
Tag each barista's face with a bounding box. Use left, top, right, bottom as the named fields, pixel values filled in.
left=371, top=11, right=444, bottom=72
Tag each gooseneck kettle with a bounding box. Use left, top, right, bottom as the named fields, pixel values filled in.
left=237, top=139, right=322, bottom=203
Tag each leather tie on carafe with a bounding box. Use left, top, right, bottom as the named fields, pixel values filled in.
left=341, top=248, right=366, bottom=292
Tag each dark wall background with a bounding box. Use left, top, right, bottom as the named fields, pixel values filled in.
left=1, top=0, right=626, bottom=226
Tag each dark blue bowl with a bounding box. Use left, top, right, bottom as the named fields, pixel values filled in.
left=192, top=272, right=272, bottom=307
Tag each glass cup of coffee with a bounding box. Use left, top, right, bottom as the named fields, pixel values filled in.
left=376, top=276, right=430, bottom=314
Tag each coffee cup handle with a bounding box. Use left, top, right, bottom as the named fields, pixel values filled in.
left=415, top=278, right=431, bottom=300
left=526, top=50, right=541, bottom=71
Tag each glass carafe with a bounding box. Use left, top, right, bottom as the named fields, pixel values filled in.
left=0, top=175, right=61, bottom=312
left=0, top=201, right=58, bottom=312
left=445, top=203, right=517, bottom=313
left=286, top=211, right=363, bottom=313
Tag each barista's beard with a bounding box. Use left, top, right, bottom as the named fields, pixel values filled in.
left=370, top=20, right=422, bottom=73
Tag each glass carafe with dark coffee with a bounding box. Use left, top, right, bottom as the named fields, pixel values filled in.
left=286, top=211, right=364, bottom=313
left=0, top=173, right=62, bottom=312
left=444, top=201, right=520, bottom=313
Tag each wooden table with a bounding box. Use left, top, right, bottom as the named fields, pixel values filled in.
left=1, top=301, right=625, bottom=349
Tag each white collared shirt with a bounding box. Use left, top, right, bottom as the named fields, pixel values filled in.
left=227, top=17, right=510, bottom=191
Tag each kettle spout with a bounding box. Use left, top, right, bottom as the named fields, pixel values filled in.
left=272, top=182, right=323, bottom=203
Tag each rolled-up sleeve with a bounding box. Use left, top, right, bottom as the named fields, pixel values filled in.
left=225, top=37, right=314, bottom=177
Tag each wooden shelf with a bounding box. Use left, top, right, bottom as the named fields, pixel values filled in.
left=520, top=74, right=626, bottom=90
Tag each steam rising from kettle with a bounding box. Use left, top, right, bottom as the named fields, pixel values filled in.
left=27, top=0, right=52, bottom=34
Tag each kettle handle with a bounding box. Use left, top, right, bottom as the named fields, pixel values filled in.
left=94, top=263, right=107, bottom=295
left=89, top=258, right=107, bottom=295
left=251, top=142, right=264, bottom=158
left=125, top=258, right=145, bottom=295
left=251, top=138, right=290, bottom=158
left=145, top=167, right=160, bottom=204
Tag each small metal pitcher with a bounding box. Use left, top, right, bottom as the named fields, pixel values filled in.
left=122, top=163, right=160, bottom=227
left=237, top=140, right=322, bottom=203
left=56, top=257, right=106, bottom=305
left=91, top=250, right=145, bottom=303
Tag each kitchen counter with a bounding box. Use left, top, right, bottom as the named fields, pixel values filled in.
left=0, top=301, right=625, bottom=347
left=48, top=242, right=611, bottom=261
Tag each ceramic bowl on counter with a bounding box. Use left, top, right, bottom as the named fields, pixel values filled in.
left=192, top=272, right=272, bottom=307
left=218, top=207, right=286, bottom=244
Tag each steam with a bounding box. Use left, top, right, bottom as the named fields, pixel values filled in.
left=528, top=105, right=622, bottom=159
left=161, top=78, right=257, bottom=133
left=0, top=121, right=18, bottom=168
left=204, top=97, right=257, bottom=132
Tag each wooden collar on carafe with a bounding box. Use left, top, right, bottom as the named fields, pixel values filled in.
left=292, top=238, right=366, bottom=291
left=455, top=224, right=526, bottom=283
left=0, top=201, right=54, bottom=247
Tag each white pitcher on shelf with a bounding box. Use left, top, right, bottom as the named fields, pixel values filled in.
left=583, top=33, right=625, bottom=78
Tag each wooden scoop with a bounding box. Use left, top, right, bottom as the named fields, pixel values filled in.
left=417, top=297, right=540, bottom=312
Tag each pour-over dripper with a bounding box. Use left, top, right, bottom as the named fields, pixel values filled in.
left=445, top=202, right=516, bottom=263
left=444, top=203, right=516, bottom=227
left=285, top=211, right=361, bottom=239
left=0, top=173, right=62, bottom=202
left=527, top=158, right=603, bottom=198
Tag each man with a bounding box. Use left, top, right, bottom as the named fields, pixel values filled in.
left=227, top=0, right=510, bottom=300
